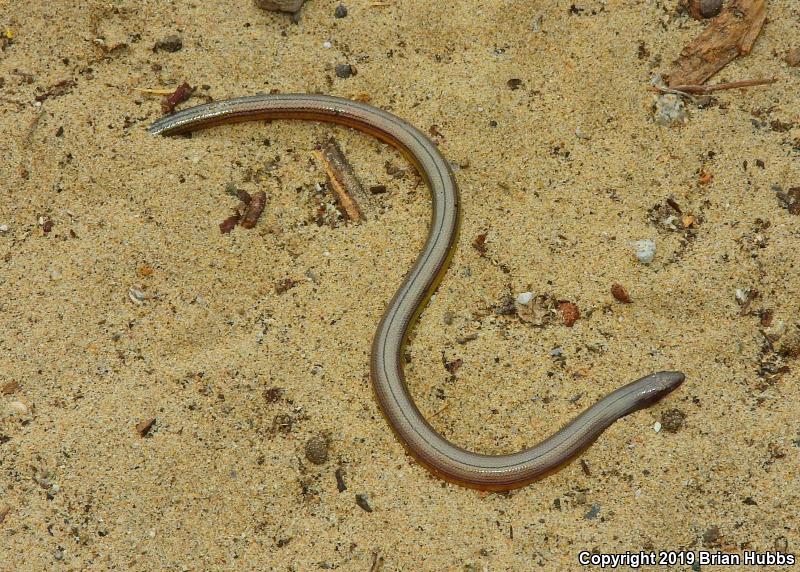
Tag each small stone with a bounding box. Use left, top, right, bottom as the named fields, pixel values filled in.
left=135, top=417, right=156, bottom=437
left=6, top=401, right=28, bottom=416
left=777, top=326, right=800, bottom=358
left=49, top=268, right=62, bottom=280
left=611, top=283, right=632, bottom=303
left=154, top=35, right=182, bottom=53
left=54, top=548, right=64, bottom=561
left=0, top=224, right=8, bottom=233
left=334, top=4, right=348, bottom=18
left=688, top=0, right=722, bottom=18
left=654, top=94, right=686, bottom=126
left=734, top=288, right=754, bottom=306
left=632, top=239, right=656, bottom=264
left=764, top=320, right=786, bottom=342
left=506, top=78, right=523, bottom=90
left=322, top=40, right=332, bottom=49
left=515, top=292, right=533, bottom=305
left=304, top=435, right=329, bottom=465
left=702, top=526, right=721, bottom=547
left=1, top=380, right=19, bottom=395
left=660, top=408, right=686, bottom=433
left=255, top=0, right=306, bottom=12
left=785, top=47, right=800, bottom=67
left=128, top=286, right=147, bottom=304
left=334, top=64, right=354, bottom=79
left=774, top=536, right=789, bottom=552
left=653, top=421, right=662, bottom=433
left=574, top=126, right=591, bottom=140
left=584, top=504, right=600, bottom=519
left=355, top=493, right=373, bottom=512
left=558, top=302, right=580, bottom=327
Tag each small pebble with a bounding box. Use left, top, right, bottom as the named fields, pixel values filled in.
left=0, top=224, right=8, bottom=233
left=654, top=94, right=686, bottom=126
left=660, top=408, right=686, bottom=433
left=355, top=493, right=373, bottom=512
left=255, top=0, right=306, bottom=12
left=54, top=548, right=64, bottom=561
left=610, top=283, right=632, bottom=303
left=653, top=421, right=662, bottom=433
left=631, top=239, right=656, bottom=264
left=558, top=302, right=580, bottom=327
left=764, top=320, right=785, bottom=342
left=584, top=504, right=600, bottom=520
left=135, top=418, right=156, bottom=437
left=334, top=64, right=354, bottom=79
left=574, top=126, right=591, bottom=140
left=734, top=288, right=752, bottom=306
left=334, top=4, right=348, bottom=18
left=786, top=47, right=800, bottom=67
left=515, top=292, right=533, bottom=305
left=6, top=401, right=28, bottom=416
left=322, top=40, right=332, bottom=49
left=154, top=34, right=182, bottom=53
left=128, top=286, right=147, bottom=304
left=304, top=435, right=329, bottom=465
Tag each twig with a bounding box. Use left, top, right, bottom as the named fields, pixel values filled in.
left=650, top=77, right=775, bottom=100
left=667, top=0, right=767, bottom=87
left=161, top=82, right=195, bottom=114
left=241, top=191, right=267, bottom=229
left=313, top=139, right=367, bottom=223
left=132, top=87, right=177, bottom=95
left=652, top=77, right=774, bottom=95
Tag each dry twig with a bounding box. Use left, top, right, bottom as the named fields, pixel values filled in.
left=668, top=0, right=766, bottom=87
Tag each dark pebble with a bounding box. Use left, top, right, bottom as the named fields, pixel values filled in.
left=369, top=185, right=387, bottom=194
left=660, top=408, right=686, bottom=433
left=304, top=435, right=329, bottom=465
left=507, top=78, right=523, bottom=90
left=703, top=526, right=721, bottom=547
left=584, top=504, right=600, bottom=520
left=154, top=35, right=182, bottom=53
left=335, top=467, right=347, bottom=491
left=335, top=64, right=354, bottom=79
left=334, top=4, right=348, bottom=18
left=355, top=493, right=373, bottom=512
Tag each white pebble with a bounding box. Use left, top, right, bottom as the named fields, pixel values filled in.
left=128, top=286, right=147, bottom=304
left=515, top=292, right=533, bottom=305
left=0, top=224, right=8, bottom=233
left=49, top=268, right=62, bottom=280
left=322, top=40, right=332, bottom=49
left=631, top=239, right=656, bottom=264
left=6, top=401, right=29, bottom=416
left=653, top=421, right=662, bottom=433
left=734, top=288, right=751, bottom=305
left=654, top=94, right=686, bottom=126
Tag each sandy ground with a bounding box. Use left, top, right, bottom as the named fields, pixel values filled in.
left=1, top=0, right=799, bottom=570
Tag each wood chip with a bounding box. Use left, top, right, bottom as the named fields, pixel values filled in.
left=1, top=380, right=19, bottom=395
left=314, top=139, right=367, bottom=222
left=611, top=284, right=632, bottom=304
left=667, top=0, right=766, bottom=87
left=135, top=418, right=156, bottom=437
left=219, top=213, right=240, bottom=234
left=241, top=191, right=266, bottom=229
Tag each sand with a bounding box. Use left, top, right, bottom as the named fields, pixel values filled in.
left=1, top=0, right=798, bottom=570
